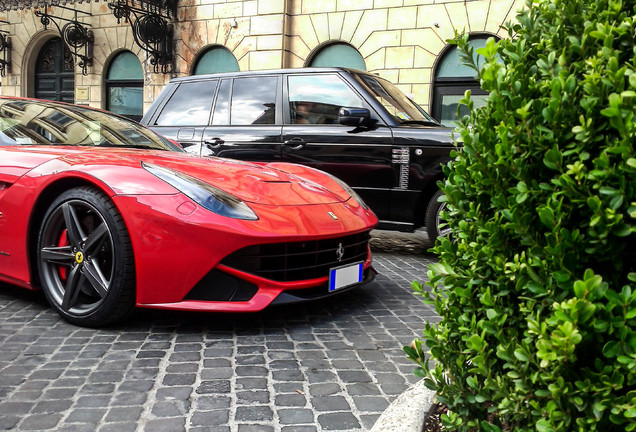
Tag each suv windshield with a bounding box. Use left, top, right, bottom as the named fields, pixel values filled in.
left=353, top=73, right=439, bottom=126
left=0, top=98, right=182, bottom=151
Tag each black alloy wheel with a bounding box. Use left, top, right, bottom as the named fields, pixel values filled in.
left=37, top=187, right=135, bottom=326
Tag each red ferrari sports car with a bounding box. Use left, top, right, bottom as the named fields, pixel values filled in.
left=0, top=97, right=377, bottom=327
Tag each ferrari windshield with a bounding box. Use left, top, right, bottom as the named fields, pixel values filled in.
left=0, top=98, right=182, bottom=151
left=353, top=73, right=439, bottom=125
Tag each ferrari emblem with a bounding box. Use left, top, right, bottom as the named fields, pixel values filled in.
left=336, top=243, right=345, bottom=262
left=328, top=212, right=338, bottom=220
left=75, top=251, right=84, bottom=264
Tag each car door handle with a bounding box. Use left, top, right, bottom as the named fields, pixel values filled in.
left=204, top=138, right=224, bottom=148
left=283, top=137, right=305, bottom=151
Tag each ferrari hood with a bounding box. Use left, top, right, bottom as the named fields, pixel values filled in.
left=100, top=150, right=350, bottom=206
left=139, top=153, right=349, bottom=206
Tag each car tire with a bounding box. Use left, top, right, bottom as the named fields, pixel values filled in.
left=425, top=189, right=451, bottom=241
left=37, top=187, right=135, bottom=327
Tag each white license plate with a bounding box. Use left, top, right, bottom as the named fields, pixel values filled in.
left=328, top=262, right=363, bottom=292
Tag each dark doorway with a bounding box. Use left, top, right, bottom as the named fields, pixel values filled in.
left=34, top=38, right=74, bottom=103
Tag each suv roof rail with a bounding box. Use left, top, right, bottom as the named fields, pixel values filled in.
left=170, top=67, right=370, bottom=82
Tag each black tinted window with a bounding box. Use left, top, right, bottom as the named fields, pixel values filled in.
left=355, top=73, right=435, bottom=123
left=155, top=80, right=218, bottom=126
left=288, top=74, right=363, bottom=124
left=230, top=77, right=277, bottom=125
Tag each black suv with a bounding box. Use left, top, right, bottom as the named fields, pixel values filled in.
left=141, top=68, right=455, bottom=239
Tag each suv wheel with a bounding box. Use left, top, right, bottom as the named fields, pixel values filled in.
left=425, top=189, right=451, bottom=240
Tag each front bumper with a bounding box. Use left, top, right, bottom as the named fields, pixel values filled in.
left=113, top=193, right=377, bottom=311
left=138, top=261, right=376, bottom=312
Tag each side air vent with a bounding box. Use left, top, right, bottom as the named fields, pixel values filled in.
left=185, top=270, right=258, bottom=302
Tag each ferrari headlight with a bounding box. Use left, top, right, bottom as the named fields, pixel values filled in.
left=323, top=172, right=369, bottom=210
left=143, top=162, right=258, bottom=220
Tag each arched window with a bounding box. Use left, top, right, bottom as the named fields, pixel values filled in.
left=432, top=36, right=498, bottom=127
left=193, top=46, right=239, bottom=75
left=106, top=51, right=143, bottom=121
left=308, top=43, right=366, bottom=71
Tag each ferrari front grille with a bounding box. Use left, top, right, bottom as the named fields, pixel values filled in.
left=220, top=231, right=371, bottom=282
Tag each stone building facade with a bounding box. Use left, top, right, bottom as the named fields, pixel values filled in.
left=0, top=0, right=523, bottom=121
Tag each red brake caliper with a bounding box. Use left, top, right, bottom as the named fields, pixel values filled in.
left=58, top=230, right=68, bottom=281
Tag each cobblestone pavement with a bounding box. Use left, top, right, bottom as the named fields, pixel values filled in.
left=0, top=230, right=438, bottom=432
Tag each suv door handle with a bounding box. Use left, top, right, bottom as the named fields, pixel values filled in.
left=204, top=137, right=224, bottom=148
left=283, top=137, right=305, bottom=151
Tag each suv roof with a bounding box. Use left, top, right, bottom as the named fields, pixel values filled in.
left=169, top=67, right=371, bottom=82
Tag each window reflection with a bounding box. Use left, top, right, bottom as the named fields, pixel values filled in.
left=109, top=87, right=143, bottom=117
left=155, top=80, right=219, bottom=126
left=230, top=77, right=277, bottom=125
left=356, top=74, right=435, bottom=123
left=288, top=74, right=363, bottom=125
left=106, top=51, right=144, bottom=122
left=0, top=98, right=180, bottom=151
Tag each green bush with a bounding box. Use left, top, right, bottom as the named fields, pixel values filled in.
left=405, top=0, right=636, bottom=430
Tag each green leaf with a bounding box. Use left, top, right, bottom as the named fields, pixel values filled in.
left=600, top=186, right=619, bottom=196
left=536, top=419, right=553, bottom=432
left=516, top=192, right=529, bottom=204
left=601, top=107, right=619, bottom=117
left=587, top=196, right=602, bottom=211
left=610, top=194, right=624, bottom=210
left=468, top=334, right=485, bottom=351
left=573, top=280, right=587, bottom=299
left=538, top=207, right=555, bottom=228
left=514, top=349, right=529, bottom=362
left=603, top=341, right=620, bottom=358
left=553, top=271, right=571, bottom=283
left=403, top=346, right=418, bottom=359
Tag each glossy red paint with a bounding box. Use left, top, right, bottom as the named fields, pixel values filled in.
left=113, top=193, right=373, bottom=307
left=0, top=98, right=377, bottom=321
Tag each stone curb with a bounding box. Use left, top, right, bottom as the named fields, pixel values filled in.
left=370, top=379, right=436, bottom=432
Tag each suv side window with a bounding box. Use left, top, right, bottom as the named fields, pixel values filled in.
left=355, top=74, right=437, bottom=123
left=287, top=74, right=364, bottom=125
left=230, top=77, right=277, bottom=125
left=154, top=80, right=218, bottom=126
